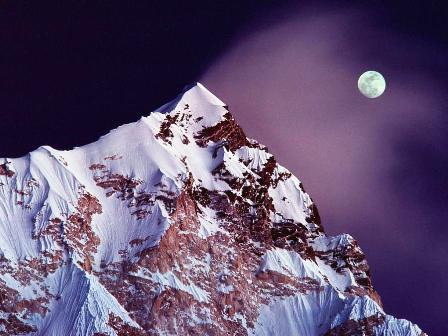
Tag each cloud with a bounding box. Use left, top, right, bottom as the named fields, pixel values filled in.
left=201, top=5, right=448, bottom=334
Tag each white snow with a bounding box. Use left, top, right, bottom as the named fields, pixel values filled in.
left=150, top=270, right=210, bottom=303
left=259, top=248, right=324, bottom=283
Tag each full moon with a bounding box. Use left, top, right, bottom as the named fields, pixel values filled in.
left=357, top=70, right=386, bottom=98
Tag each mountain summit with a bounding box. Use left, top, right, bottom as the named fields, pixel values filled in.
left=0, top=83, right=424, bottom=335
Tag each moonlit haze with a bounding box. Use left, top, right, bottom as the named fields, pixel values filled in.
left=202, top=5, right=448, bottom=332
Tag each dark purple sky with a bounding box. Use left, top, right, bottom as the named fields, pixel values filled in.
left=1, top=1, right=447, bottom=334
left=202, top=3, right=448, bottom=334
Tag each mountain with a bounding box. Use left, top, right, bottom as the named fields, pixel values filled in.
left=0, top=83, right=424, bottom=335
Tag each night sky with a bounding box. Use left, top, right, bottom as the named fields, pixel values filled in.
left=1, top=1, right=447, bottom=334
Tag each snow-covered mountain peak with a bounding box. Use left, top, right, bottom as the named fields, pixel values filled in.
left=155, top=82, right=226, bottom=119
left=0, top=83, right=425, bottom=335
left=179, top=82, right=226, bottom=107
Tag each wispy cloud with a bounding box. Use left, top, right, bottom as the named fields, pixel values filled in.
left=201, top=5, right=448, bottom=333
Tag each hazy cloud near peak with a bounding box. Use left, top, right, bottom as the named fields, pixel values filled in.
left=201, top=5, right=448, bottom=334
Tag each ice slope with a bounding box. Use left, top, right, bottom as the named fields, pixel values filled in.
left=0, top=83, right=425, bottom=335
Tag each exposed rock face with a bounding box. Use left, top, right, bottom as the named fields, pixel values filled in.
left=0, top=83, right=424, bottom=335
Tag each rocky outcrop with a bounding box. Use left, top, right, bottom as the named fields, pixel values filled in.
left=325, top=313, right=385, bottom=336
left=0, top=162, right=14, bottom=178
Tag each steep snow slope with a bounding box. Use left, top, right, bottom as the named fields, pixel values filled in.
left=0, top=83, right=424, bottom=335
